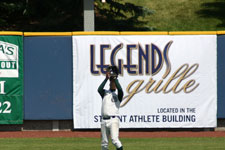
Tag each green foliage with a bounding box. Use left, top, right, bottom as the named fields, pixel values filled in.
left=0, top=0, right=83, bottom=31
left=0, top=0, right=153, bottom=31
left=23, top=0, right=83, bottom=31
left=196, top=1, right=225, bottom=28
left=23, top=0, right=84, bottom=31
left=1, top=0, right=225, bottom=31
left=95, top=0, right=154, bottom=31
left=0, top=0, right=26, bottom=30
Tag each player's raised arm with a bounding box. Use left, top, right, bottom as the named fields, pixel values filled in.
left=97, top=72, right=110, bottom=98
left=115, top=79, right=123, bottom=102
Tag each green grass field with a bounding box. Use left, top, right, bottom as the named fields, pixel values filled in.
left=123, top=0, right=225, bottom=31
left=0, top=137, right=225, bottom=150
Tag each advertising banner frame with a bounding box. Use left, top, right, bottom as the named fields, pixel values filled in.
left=73, top=34, right=217, bottom=129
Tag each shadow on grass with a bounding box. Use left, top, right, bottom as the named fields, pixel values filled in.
left=196, top=0, right=225, bottom=28
left=95, top=0, right=155, bottom=31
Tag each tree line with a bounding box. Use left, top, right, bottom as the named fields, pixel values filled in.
left=0, top=0, right=153, bottom=31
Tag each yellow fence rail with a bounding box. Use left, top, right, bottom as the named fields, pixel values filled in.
left=0, top=31, right=225, bottom=36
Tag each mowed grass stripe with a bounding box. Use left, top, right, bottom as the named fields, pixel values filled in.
left=123, top=0, right=225, bottom=31
left=0, top=137, right=225, bottom=150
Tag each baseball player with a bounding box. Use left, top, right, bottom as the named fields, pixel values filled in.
left=97, top=66, right=124, bottom=150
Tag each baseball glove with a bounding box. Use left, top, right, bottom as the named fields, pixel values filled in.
left=106, top=66, right=119, bottom=80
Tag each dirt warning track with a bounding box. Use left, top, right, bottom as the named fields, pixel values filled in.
left=0, top=131, right=225, bottom=138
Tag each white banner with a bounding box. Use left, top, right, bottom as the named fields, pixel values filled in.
left=0, top=41, right=19, bottom=77
left=73, top=35, right=217, bottom=128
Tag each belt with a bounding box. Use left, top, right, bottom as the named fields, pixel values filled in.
left=103, top=116, right=116, bottom=120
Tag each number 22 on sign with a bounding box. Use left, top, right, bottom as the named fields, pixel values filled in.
left=0, top=81, right=11, bottom=113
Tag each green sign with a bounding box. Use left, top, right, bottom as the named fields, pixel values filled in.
left=0, top=36, right=23, bottom=124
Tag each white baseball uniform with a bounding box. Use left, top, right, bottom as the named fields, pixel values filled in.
left=98, top=78, right=123, bottom=150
